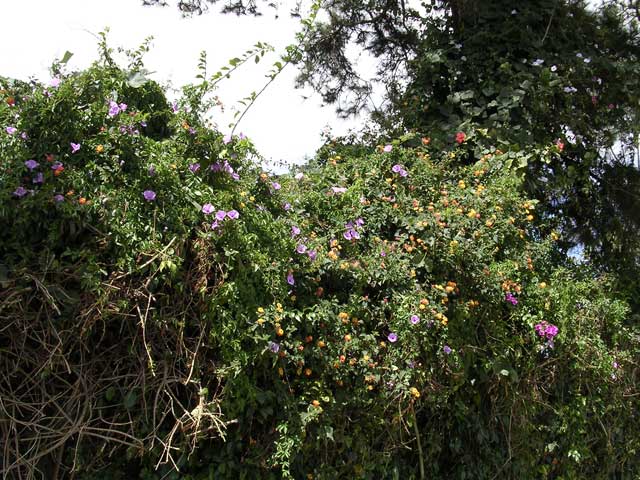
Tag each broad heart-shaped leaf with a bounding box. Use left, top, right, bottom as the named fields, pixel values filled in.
left=126, top=70, right=150, bottom=88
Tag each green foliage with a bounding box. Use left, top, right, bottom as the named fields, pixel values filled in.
left=1, top=42, right=638, bottom=480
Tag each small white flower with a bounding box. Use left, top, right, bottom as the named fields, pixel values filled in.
left=551, top=65, right=557, bottom=72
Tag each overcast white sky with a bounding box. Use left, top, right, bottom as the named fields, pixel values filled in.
left=0, top=0, right=367, bottom=169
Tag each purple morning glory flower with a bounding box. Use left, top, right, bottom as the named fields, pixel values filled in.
left=6, top=127, right=17, bottom=135
left=296, top=244, right=307, bottom=254
left=215, top=210, right=227, bottom=221
left=387, top=332, right=398, bottom=343
left=25, top=159, right=39, bottom=170
left=143, top=190, right=156, bottom=201
left=70, top=143, right=81, bottom=153
left=227, top=210, right=239, bottom=220
left=383, top=144, right=393, bottom=152
left=20, top=132, right=28, bottom=140
left=355, top=218, right=365, bottom=227
left=119, top=103, right=127, bottom=112
left=189, top=163, right=200, bottom=173
left=53, top=194, right=64, bottom=202
left=50, top=77, right=61, bottom=88
left=231, top=173, right=240, bottom=181
left=202, top=203, right=215, bottom=214
left=171, top=101, right=179, bottom=113
left=268, top=341, right=280, bottom=353
left=271, top=182, right=281, bottom=191
left=13, top=186, right=28, bottom=197
left=307, top=249, right=317, bottom=261
left=32, top=172, right=44, bottom=184
left=410, top=315, right=420, bottom=325
left=343, top=230, right=353, bottom=241
left=286, top=272, right=295, bottom=286
left=283, top=202, right=291, bottom=211
left=211, top=220, right=220, bottom=230
left=291, top=226, right=301, bottom=237
left=107, top=101, right=120, bottom=117
left=222, top=134, right=232, bottom=144
left=443, top=345, right=452, bottom=354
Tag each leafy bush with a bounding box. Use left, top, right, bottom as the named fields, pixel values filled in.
left=0, top=45, right=638, bottom=480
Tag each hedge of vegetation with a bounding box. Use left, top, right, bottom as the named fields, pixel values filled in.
left=1, top=45, right=638, bottom=480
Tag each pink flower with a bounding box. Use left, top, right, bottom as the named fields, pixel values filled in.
left=383, top=144, right=393, bottom=153
left=410, top=314, right=420, bottom=325
left=455, top=132, right=466, bottom=144
left=70, top=142, right=81, bottom=153
left=223, top=134, right=232, bottom=144
left=387, top=332, right=398, bottom=343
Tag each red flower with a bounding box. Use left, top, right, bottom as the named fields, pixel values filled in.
left=455, top=132, right=466, bottom=144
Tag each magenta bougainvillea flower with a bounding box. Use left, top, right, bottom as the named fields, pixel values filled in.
left=143, top=190, right=156, bottom=201
left=505, top=292, right=518, bottom=305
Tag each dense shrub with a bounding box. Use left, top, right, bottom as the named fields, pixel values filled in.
left=1, top=47, right=638, bottom=480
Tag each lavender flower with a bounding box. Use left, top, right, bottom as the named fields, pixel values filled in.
left=53, top=194, right=64, bottom=202
left=296, top=244, right=307, bottom=254
left=387, top=332, right=398, bottom=343
left=108, top=101, right=120, bottom=117
left=215, top=210, right=227, bottom=221
left=226, top=210, right=239, bottom=220
left=271, top=182, right=281, bottom=191
left=410, top=314, right=420, bottom=325
left=286, top=272, right=295, bottom=286
left=13, top=186, right=28, bottom=197
left=202, top=203, right=215, bottom=215
left=291, top=226, right=301, bottom=237
left=269, top=341, right=280, bottom=353
left=143, top=190, right=156, bottom=201
left=307, top=249, right=317, bottom=261
left=443, top=345, right=452, bottom=355
left=25, top=159, right=39, bottom=170
left=6, top=127, right=17, bottom=135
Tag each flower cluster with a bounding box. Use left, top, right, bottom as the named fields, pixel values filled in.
left=210, top=159, right=240, bottom=181
left=343, top=218, right=364, bottom=240
left=535, top=321, right=559, bottom=341
left=107, top=100, right=128, bottom=117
